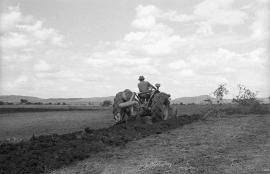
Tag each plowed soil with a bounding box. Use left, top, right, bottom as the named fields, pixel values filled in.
left=0, top=114, right=201, bottom=174
left=52, top=114, right=270, bottom=174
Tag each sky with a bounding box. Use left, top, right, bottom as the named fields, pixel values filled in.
left=0, top=0, right=269, bottom=99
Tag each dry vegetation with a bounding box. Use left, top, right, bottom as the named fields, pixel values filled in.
left=52, top=113, right=270, bottom=174
left=1, top=83, right=269, bottom=174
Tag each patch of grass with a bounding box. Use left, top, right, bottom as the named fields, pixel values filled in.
left=222, top=103, right=269, bottom=115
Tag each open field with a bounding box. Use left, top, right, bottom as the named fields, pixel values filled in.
left=0, top=104, right=269, bottom=173
left=0, top=105, right=106, bottom=114
left=1, top=111, right=269, bottom=174
left=0, top=110, right=114, bottom=141
left=52, top=113, right=270, bottom=174
left=0, top=104, right=209, bottom=141
left=1, top=104, right=269, bottom=142
left=0, top=114, right=201, bottom=174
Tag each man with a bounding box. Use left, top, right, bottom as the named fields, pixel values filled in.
left=137, top=75, right=156, bottom=102
left=113, top=89, right=134, bottom=122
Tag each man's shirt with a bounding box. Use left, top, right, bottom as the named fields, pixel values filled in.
left=138, top=81, right=151, bottom=93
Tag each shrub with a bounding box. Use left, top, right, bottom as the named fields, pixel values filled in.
left=101, top=100, right=112, bottom=107
left=223, top=84, right=269, bottom=115
left=20, top=99, right=28, bottom=104
left=232, top=84, right=257, bottom=105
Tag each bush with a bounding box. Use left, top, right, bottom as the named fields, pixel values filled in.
left=20, top=99, right=28, bottom=104
left=232, top=84, right=257, bottom=105
left=224, top=84, right=268, bottom=114
left=101, top=100, right=112, bottom=107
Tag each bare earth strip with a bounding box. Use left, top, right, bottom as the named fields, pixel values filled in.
left=52, top=114, right=270, bottom=174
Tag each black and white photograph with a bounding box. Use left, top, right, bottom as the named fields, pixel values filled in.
left=0, top=0, right=269, bottom=173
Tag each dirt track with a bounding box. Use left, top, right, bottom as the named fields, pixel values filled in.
left=52, top=114, right=270, bottom=174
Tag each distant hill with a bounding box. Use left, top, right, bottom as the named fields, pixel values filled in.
left=0, top=95, right=43, bottom=103
left=0, top=95, right=269, bottom=105
left=0, top=95, right=114, bottom=105
left=171, top=95, right=232, bottom=104
left=44, top=96, right=115, bottom=105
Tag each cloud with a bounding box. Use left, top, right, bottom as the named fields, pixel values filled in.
left=86, top=58, right=106, bottom=67
left=3, top=75, right=29, bottom=91
left=126, top=5, right=187, bottom=56
left=34, top=60, right=51, bottom=71
left=168, top=59, right=188, bottom=70
left=164, top=47, right=269, bottom=94
left=140, top=0, right=248, bottom=37
left=0, top=6, right=66, bottom=50
left=1, top=5, right=69, bottom=97
left=84, top=3, right=268, bottom=96
left=193, top=0, right=248, bottom=26
left=18, top=21, right=65, bottom=46
left=250, top=7, right=270, bottom=40
left=0, top=6, right=23, bottom=32
left=1, top=32, right=29, bottom=49
left=1, top=2, right=269, bottom=98
left=131, top=5, right=161, bottom=29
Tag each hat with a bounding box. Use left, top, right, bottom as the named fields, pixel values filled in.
left=138, top=75, right=145, bottom=80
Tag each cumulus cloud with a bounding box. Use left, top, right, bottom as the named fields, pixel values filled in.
left=0, top=6, right=24, bottom=32
left=0, top=5, right=68, bottom=96
left=1, top=1, right=269, bottom=98
left=83, top=2, right=268, bottom=96
left=1, top=32, right=29, bottom=49
left=18, top=21, right=65, bottom=46
left=34, top=60, right=51, bottom=72
left=250, top=6, right=270, bottom=40
left=0, top=6, right=66, bottom=50
left=139, top=0, right=249, bottom=36
left=125, top=5, right=186, bottom=56
left=193, top=0, right=248, bottom=26
left=168, top=59, right=188, bottom=70
left=2, top=75, right=29, bottom=92
left=131, top=5, right=160, bottom=29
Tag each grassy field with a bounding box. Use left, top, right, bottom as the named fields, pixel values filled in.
left=0, top=109, right=114, bottom=141
left=1, top=103, right=269, bottom=142
left=0, top=103, right=269, bottom=173
left=0, top=104, right=209, bottom=141
left=0, top=105, right=106, bottom=114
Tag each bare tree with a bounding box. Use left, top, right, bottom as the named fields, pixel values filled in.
left=213, top=83, right=229, bottom=104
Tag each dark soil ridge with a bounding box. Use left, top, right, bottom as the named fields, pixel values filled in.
left=0, top=114, right=201, bottom=174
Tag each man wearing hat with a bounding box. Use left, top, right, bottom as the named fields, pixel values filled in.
left=138, top=75, right=156, bottom=102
